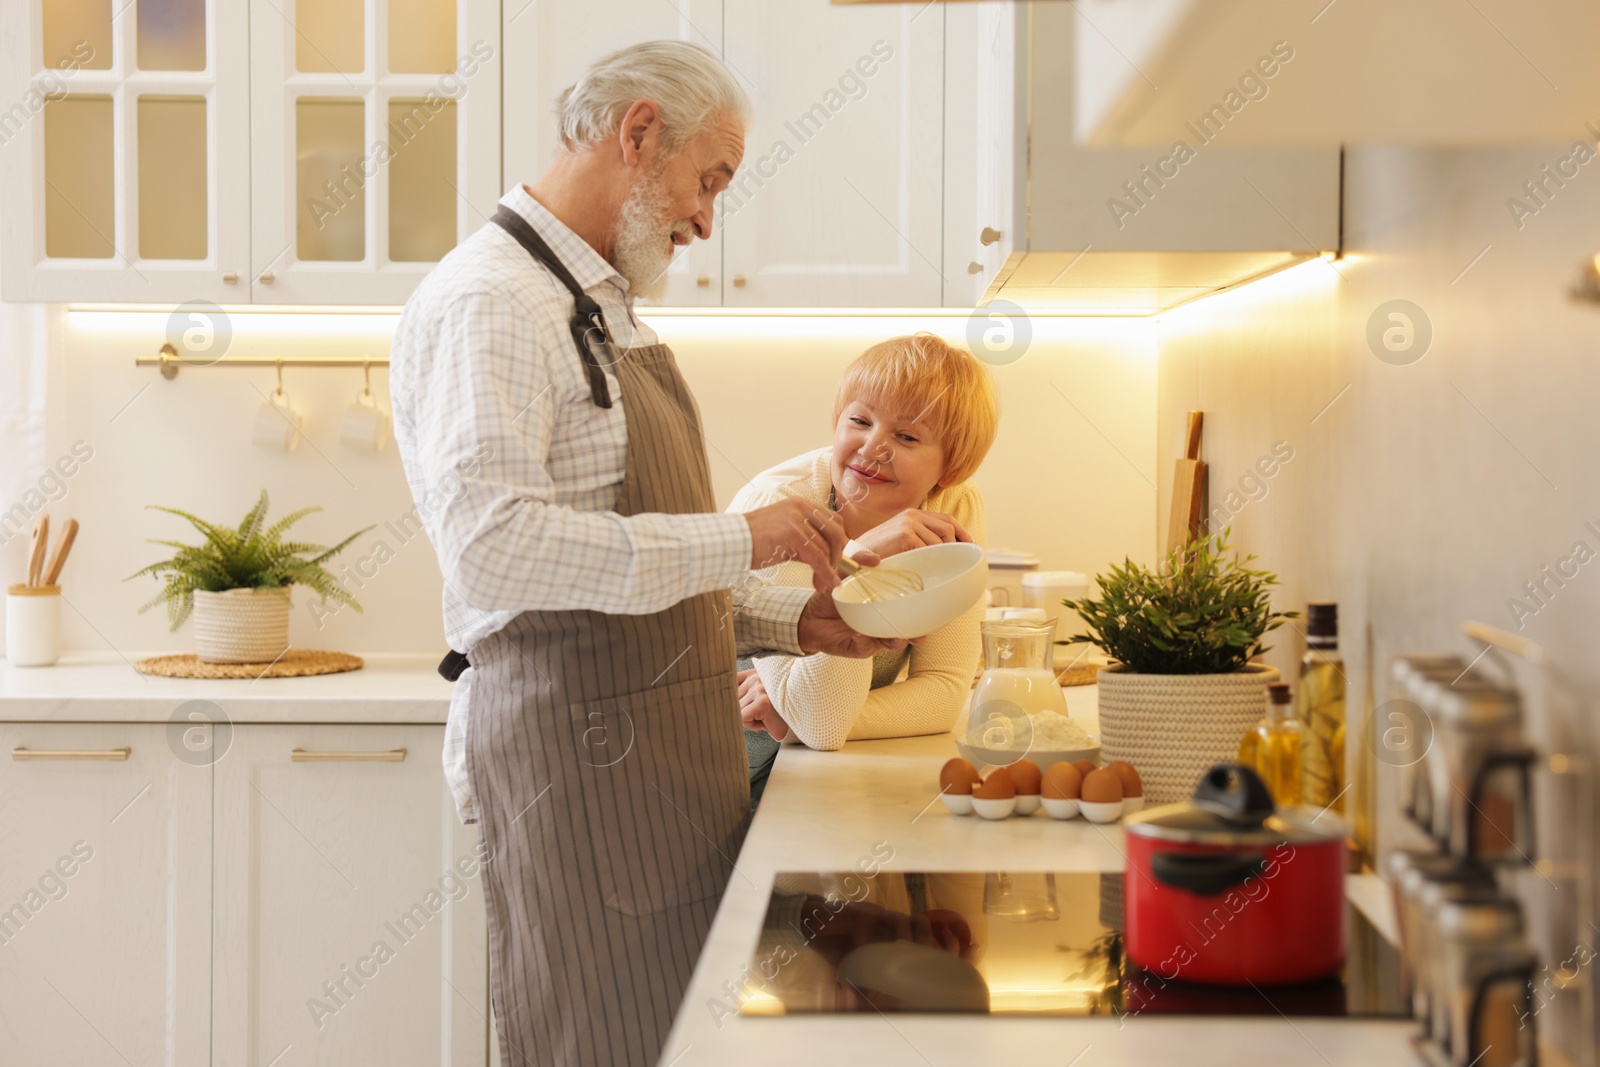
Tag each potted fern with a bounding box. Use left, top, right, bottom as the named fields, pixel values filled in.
left=1061, top=532, right=1296, bottom=805
left=127, top=490, right=373, bottom=664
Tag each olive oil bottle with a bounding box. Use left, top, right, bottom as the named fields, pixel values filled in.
left=1239, top=682, right=1303, bottom=805
left=1298, top=602, right=1347, bottom=812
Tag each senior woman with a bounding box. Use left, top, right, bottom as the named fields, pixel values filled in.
left=731, top=333, right=1000, bottom=773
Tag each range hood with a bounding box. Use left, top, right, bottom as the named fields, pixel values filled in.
left=945, top=3, right=1337, bottom=313
left=982, top=250, right=1316, bottom=316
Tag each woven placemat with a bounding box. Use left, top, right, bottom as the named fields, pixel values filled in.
left=1055, top=664, right=1100, bottom=687
left=134, top=650, right=364, bottom=679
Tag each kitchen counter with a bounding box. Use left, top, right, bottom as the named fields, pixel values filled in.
left=662, top=684, right=1421, bottom=1066
left=0, top=651, right=453, bottom=722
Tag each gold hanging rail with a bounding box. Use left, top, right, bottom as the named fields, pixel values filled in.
left=137, top=343, right=391, bottom=379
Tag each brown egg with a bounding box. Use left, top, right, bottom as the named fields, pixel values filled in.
left=1041, top=762, right=1083, bottom=800
left=973, top=767, right=1016, bottom=800
left=1073, top=759, right=1098, bottom=779
left=1107, top=760, right=1143, bottom=798
left=1080, top=768, right=1126, bottom=805
left=1009, top=759, right=1042, bottom=796
left=939, top=758, right=981, bottom=796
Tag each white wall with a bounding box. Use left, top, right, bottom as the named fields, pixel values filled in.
left=1158, top=144, right=1599, bottom=1061
left=1, top=309, right=1156, bottom=657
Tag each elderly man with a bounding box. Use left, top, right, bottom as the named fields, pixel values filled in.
left=389, top=40, right=907, bottom=1067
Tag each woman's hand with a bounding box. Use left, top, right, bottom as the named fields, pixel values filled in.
left=853, top=508, right=973, bottom=559
left=738, top=667, right=790, bottom=740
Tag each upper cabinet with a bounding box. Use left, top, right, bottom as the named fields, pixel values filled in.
left=1071, top=0, right=1600, bottom=146
left=948, top=2, right=1340, bottom=311
left=4, top=0, right=1355, bottom=310
left=249, top=0, right=502, bottom=305
left=718, top=0, right=944, bottom=308
left=502, top=0, right=724, bottom=308
left=503, top=0, right=945, bottom=309
left=0, top=0, right=501, bottom=306
left=0, top=0, right=252, bottom=304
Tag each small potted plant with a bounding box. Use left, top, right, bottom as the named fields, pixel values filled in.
left=127, top=490, right=373, bottom=664
left=1061, top=532, right=1296, bottom=805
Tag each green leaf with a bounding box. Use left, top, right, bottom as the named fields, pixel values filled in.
left=127, top=491, right=374, bottom=628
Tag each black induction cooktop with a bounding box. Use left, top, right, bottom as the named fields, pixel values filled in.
left=739, top=871, right=1409, bottom=1019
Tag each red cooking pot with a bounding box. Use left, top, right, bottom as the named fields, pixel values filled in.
left=1124, top=763, right=1346, bottom=986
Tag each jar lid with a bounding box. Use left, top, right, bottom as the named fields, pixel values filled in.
left=1431, top=686, right=1522, bottom=730
left=1390, top=654, right=1466, bottom=687
left=1021, top=571, right=1089, bottom=587
left=1435, top=893, right=1525, bottom=942
left=1124, top=764, right=1346, bottom=846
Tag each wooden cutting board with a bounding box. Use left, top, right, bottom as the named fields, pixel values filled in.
left=1165, top=411, right=1205, bottom=556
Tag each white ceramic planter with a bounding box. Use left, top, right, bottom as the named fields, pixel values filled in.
left=1095, top=662, right=1280, bottom=806
left=192, top=587, right=291, bottom=664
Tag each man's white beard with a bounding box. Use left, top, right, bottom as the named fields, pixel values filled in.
left=611, top=165, right=690, bottom=302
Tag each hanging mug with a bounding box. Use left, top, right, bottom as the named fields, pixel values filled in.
left=253, top=389, right=303, bottom=452
left=340, top=389, right=389, bottom=453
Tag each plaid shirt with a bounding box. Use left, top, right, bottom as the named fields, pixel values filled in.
left=390, top=186, right=811, bottom=823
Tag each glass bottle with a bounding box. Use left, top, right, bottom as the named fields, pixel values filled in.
left=1238, top=682, right=1304, bottom=805
left=1298, top=602, right=1347, bottom=812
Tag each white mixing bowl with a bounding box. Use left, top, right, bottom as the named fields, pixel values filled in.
left=832, top=542, right=988, bottom=639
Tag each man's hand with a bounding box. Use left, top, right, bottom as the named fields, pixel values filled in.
left=796, top=585, right=915, bottom=658
left=744, top=498, right=876, bottom=592
left=853, top=508, right=973, bottom=559
left=737, top=667, right=789, bottom=740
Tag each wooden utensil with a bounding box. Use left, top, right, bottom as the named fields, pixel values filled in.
left=26, top=513, right=48, bottom=586
left=1165, top=411, right=1206, bottom=557
left=42, top=518, right=79, bottom=587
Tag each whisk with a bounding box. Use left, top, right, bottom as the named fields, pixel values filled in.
left=835, top=556, right=925, bottom=602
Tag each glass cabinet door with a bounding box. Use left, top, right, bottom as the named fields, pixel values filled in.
left=0, top=0, right=251, bottom=303
left=249, top=0, right=501, bottom=305
left=502, top=0, right=724, bottom=308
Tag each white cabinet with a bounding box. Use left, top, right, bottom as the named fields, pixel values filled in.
left=720, top=0, right=944, bottom=307
left=0, top=724, right=211, bottom=1066
left=0, top=0, right=501, bottom=306
left=942, top=2, right=1022, bottom=308
left=0, top=0, right=252, bottom=304
left=213, top=724, right=487, bottom=1065
left=503, top=0, right=945, bottom=309
left=0, top=720, right=487, bottom=1066
left=502, top=0, right=723, bottom=307
left=248, top=0, right=502, bottom=305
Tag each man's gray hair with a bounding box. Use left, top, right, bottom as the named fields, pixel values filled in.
left=556, top=40, right=752, bottom=157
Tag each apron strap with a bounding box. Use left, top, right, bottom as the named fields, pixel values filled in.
left=490, top=205, right=613, bottom=409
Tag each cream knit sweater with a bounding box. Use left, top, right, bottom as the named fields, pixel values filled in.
left=727, top=448, right=986, bottom=751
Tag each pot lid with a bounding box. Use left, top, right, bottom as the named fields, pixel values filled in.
left=1124, top=764, right=1347, bottom=846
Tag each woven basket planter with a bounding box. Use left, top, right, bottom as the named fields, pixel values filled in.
left=192, top=587, right=291, bottom=664
left=1096, top=662, right=1280, bottom=806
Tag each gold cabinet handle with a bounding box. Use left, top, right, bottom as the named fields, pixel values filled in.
left=696, top=274, right=711, bottom=287
left=732, top=274, right=747, bottom=288
left=258, top=270, right=276, bottom=285
left=291, top=748, right=407, bottom=762
left=13, top=747, right=130, bottom=761
left=222, top=271, right=239, bottom=284
left=967, top=261, right=984, bottom=275
left=980, top=227, right=1003, bottom=246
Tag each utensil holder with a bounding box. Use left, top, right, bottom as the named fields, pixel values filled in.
left=6, top=584, right=62, bottom=666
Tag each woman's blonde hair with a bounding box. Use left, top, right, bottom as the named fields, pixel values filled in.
left=831, top=333, right=999, bottom=491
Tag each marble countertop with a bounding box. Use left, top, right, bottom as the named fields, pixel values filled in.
left=661, top=684, right=1423, bottom=1066
left=0, top=651, right=454, bottom=722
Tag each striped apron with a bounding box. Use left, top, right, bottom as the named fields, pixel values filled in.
left=466, top=212, right=748, bottom=1066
